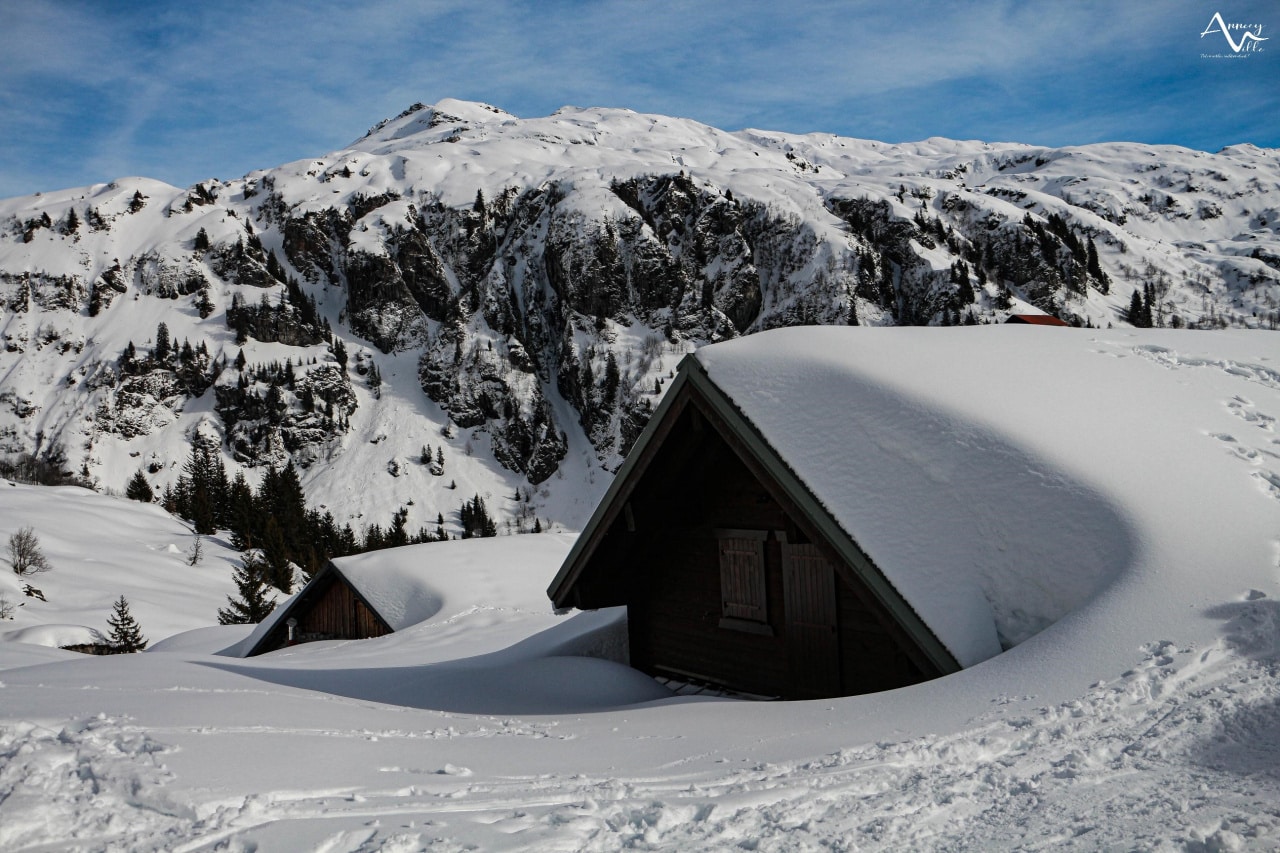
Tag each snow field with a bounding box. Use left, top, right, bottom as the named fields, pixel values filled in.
left=1, top=327, right=1279, bottom=849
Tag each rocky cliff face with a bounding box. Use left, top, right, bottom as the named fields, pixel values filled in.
left=1, top=99, right=1277, bottom=531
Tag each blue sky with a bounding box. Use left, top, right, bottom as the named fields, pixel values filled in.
left=1, top=0, right=1275, bottom=199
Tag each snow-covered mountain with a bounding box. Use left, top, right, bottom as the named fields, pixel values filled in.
left=1, top=98, right=1278, bottom=530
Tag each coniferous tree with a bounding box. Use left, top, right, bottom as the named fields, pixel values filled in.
left=1086, top=238, right=1109, bottom=293
left=125, top=471, right=154, bottom=503
left=154, top=322, right=171, bottom=363
left=363, top=523, right=385, bottom=551
left=196, top=285, right=215, bottom=319
left=601, top=352, right=620, bottom=408
left=460, top=495, right=497, bottom=538
left=227, top=472, right=257, bottom=550
left=1127, top=289, right=1153, bottom=328
left=217, top=553, right=277, bottom=624
left=179, top=441, right=221, bottom=534
left=193, top=227, right=211, bottom=251
left=106, top=595, right=147, bottom=651
left=387, top=507, right=410, bottom=548
left=258, top=517, right=293, bottom=593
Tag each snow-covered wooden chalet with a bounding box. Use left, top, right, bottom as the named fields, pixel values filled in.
left=549, top=326, right=1124, bottom=699
left=243, top=534, right=578, bottom=657
left=244, top=558, right=442, bottom=656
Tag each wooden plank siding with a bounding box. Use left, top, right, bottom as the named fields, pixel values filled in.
left=782, top=543, right=841, bottom=698
left=835, top=578, right=931, bottom=693
left=628, top=531, right=792, bottom=697
left=247, top=566, right=394, bottom=655
left=297, top=577, right=390, bottom=643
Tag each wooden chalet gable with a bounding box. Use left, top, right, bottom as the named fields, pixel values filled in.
left=547, top=354, right=962, bottom=699
left=245, top=562, right=393, bottom=656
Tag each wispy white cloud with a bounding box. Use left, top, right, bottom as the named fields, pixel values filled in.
left=0, top=0, right=1274, bottom=199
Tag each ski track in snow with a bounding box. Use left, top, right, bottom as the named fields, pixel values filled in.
left=5, top=604, right=1280, bottom=852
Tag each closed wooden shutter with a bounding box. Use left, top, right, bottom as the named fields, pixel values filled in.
left=718, top=531, right=767, bottom=622
left=782, top=542, right=841, bottom=696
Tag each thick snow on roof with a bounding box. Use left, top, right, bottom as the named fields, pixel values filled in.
left=695, top=325, right=1277, bottom=667
left=242, top=533, right=577, bottom=655
left=334, top=532, right=575, bottom=631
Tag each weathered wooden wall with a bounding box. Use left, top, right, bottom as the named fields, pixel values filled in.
left=594, top=390, right=938, bottom=699
left=250, top=569, right=392, bottom=655
left=298, top=578, right=389, bottom=642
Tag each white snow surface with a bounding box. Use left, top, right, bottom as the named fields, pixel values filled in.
left=2, top=328, right=1280, bottom=850
left=0, top=482, right=240, bottom=643
left=695, top=326, right=1159, bottom=664
left=334, top=533, right=575, bottom=633
left=239, top=533, right=577, bottom=652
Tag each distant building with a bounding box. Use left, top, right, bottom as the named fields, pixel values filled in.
left=1005, top=314, right=1070, bottom=326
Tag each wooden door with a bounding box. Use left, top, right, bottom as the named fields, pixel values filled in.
left=783, top=543, right=841, bottom=697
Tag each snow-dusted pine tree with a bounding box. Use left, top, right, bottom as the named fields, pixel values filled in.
left=106, top=595, right=147, bottom=652
left=218, top=553, right=277, bottom=624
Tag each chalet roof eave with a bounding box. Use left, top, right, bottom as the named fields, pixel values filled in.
left=546, top=356, right=698, bottom=610
left=679, top=357, right=962, bottom=676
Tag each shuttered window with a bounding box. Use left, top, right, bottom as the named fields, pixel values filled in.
left=717, top=530, right=768, bottom=625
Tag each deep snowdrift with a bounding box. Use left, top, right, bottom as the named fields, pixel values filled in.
left=2, top=327, right=1279, bottom=851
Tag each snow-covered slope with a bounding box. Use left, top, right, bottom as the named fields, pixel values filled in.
left=1, top=327, right=1278, bottom=851
left=0, top=481, right=242, bottom=646
left=1, top=100, right=1277, bottom=535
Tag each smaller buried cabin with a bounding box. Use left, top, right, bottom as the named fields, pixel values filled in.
left=244, top=559, right=436, bottom=656
left=548, top=337, right=1003, bottom=700
left=1005, top=313, right=1070, bottom=326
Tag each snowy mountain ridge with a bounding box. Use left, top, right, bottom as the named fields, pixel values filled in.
left=1, top=99, right=1278, bottom=532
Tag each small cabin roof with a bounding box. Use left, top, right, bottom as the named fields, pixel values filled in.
left=1006, top=314, right=1070, bottom=326
left=242, top=534, right=577, bottom=656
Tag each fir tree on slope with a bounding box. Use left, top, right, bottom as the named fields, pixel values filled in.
left=460, top=495, right=498, bottom=538
left=125, top=470, right=154, bottom=503
left=218, top=552, right=277, bottom=624
left=106, top=595, right=147, bottom=652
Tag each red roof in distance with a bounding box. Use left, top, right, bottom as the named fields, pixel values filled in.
left=1005, top=314, right=1070, bottom=327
